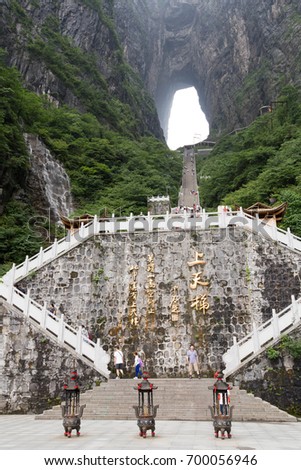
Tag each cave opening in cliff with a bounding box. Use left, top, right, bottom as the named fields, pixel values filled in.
left=167, top=87, right=209, bottom=150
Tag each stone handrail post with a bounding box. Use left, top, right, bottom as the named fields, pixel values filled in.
left=272, top=309, right=280, bottom=338
left=24, top=255, right=29, bottom=276
left=93, top=214, right=99, bottom=235
left=57, top=314, right=65, bottom=343
left=286, top=227, right=294, bottom=249
left=164, top=212, right=169, bottom=230
left=252, top=322, right=260, bottom=352
left=147, top=212, right=153, bottom=231
left=94, top=338, right=110, bottom=374
left=76, top=326, right=83, bottom=355
left=52, top=239, right=58, bottom=258
left=233, top=336, right=240, bottom=367
left=291, top=294, right=298, bottom=323
left=94, top=338, right=102, bottom=369
left=37, top=246, right=44, bottom=265
left=79, top=222, right=85, bottom=239
left=218, top=207, right=227, bottom=228
left=201, top=208, right=207, bottom=229
left=10, top=263, right=16, bottom=285
left=41, top=301, right=47, bottom=328
left=7, top=281, right=14, bottom=304
left=24, top=290, right=31, bottom=317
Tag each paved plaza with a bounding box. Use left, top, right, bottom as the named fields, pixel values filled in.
left=0, top=415, right=301, bottom=450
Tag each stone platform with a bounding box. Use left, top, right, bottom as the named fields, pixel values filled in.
left=35, top=378, right=296, bottom=422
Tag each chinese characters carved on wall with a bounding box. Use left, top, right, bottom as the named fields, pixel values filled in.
left=188, top=251, right=209, bottom=314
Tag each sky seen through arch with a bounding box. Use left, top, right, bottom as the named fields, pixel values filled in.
left=167, top=87, right=209, bottom=150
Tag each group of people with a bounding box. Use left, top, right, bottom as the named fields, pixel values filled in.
left=48, top=305, right=201, bottom=381
left=173, top=205, right=202, bottom=216
left=113, top=344, right=201, bottom=379
left=113, top=348, right=144, bottom=379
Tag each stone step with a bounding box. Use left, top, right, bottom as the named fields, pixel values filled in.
left=35, top=379, right=297, bottom=422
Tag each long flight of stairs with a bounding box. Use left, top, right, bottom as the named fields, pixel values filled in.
left=35, top=378, right=296, bottom=422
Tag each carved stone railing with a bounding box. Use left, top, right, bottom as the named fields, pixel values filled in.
left=223, top=295, right=301, bottom=377
left=0, top=283, right=110, bottom=378
left=2, top=209, right=301, bottom=286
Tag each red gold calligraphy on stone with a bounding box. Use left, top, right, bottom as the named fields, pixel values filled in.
left=187, top=251, right=210, bottom=313
left=128, top=266, right=139, bottom=326
left=146, top=254, right=156, bottom=329
left=170, top=285, right=180, bottom=322
left=187, top=251, right=206, bottom=267
left=189, top=272, right=209, bottom=289
left=190, top=294, right=209, bottom=314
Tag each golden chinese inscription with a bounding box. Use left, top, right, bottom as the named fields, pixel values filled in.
left=190, top=294, right=210, bottom=314
left=128, top=265, right=139, bottom=326
left=170, top=285, right=180, bottom=322
left=187, top=251, right=210, bottom=314
left=187, top=251, right=206, bottom=267
left=146, top=254, right=156, bottom=329
left=189, top=272, right=209, bottom=289
left=147, top=254, right=155, bottom=272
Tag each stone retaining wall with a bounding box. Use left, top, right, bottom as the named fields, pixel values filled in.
left=16, top=226, right=301, bottom=378
left=0, top=301, right=103, bottom=414
left=227, top=324, right=301, bottom=417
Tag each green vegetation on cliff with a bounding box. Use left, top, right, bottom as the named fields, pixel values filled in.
left=197, top=86, right=301, bottom=235
left=13, top=1, right=160, bottom=139
left=0, top=54, right=181, bottom=275
left=2, top=0, right=301, bottom=275
left=0, top=0, right=181, bottom=274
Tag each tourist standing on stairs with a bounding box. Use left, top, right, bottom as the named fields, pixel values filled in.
left=133, top=351, right=143, bottom=379
left=114, top=346, right=124, bottom=379
left=81, top=324, right=89, bottom=343
left=49, top=302, right=57, bottom=315
left=186, top=344, right=201, bottom=379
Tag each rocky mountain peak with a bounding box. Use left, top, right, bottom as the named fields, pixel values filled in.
left=113, top=0, right=301, bottom=137
left=1, top=0, right=301, bottom=138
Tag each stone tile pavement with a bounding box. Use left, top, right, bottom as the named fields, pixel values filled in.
left=0, top=415, right=301, bottom=450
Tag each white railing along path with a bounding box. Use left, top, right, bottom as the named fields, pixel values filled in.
left=223, top=295, right=301, bottom=377
left=3, top=209, right=301, bottom=286
left=0, top=282, right=110, bottom=378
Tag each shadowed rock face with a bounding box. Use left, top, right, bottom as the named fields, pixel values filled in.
left=25, top=134, right=73, bottom=222
left=1, top=0, right=301, bottom=139
left=113, top=0, right=301, bottom=137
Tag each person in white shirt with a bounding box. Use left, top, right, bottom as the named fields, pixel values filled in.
left=113, top=347, right=124, bottom=379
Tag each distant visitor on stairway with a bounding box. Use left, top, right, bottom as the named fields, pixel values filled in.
left=49, top=302, right=57, bottom=315
left=187, top=344, right=201, bottom=379
left=113, top=346, right=124, bottom=379
left=81, top=325, right=89, bottom=342
left=133, top=352, right=143, bottom=379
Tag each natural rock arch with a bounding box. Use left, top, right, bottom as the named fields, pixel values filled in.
left=114, top=0, right=301, bottom=137
left=1, top=0, right=301, bottom=139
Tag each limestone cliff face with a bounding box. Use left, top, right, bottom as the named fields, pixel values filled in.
left=17, top=227, right=301, bottom=378
left=0, top=0, right=163, bottom=139
left=1, top=0, right=301, bottom=138
left=25, top=134, right=73, bottom=222
left=0, top=0, right=300, bottom=229
left=0, top=300, right=102, bottom=414
left=112, top=0, right=301, bottom=137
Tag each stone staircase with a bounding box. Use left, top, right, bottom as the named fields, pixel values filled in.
left=35, top=378, right=296, bottom=422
